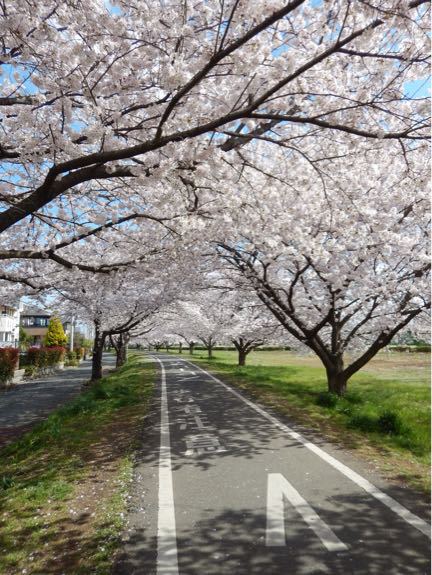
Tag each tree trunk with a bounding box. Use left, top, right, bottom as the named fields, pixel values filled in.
left=238, top=349, right=247, bottom=366
left=326, top=367, right=348, bottom=396
left=116, top=345, right=124, bottom=367
left=189, top=342, right=195, bottom=355
left=233, top=338, right=254, bottom=367
left=207, top=344, right=213, bottom=359
left=116, top=339, right=128, bottom=367
left=179, top=342, right=183, bottom=354
left=110, top=333, right=126, bottom=368
left=92, top=323, right=105, bottom=381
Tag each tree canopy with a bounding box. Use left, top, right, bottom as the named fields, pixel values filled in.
left=0, top=0, right=429, bottom=389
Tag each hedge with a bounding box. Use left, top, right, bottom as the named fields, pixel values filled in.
left=27, top=346, right=66, bottom=368
left=0, top=348, right=19, bottom=385
left=166, top=345, right=292, bottom=352
left=388, top=344, right=431, bottom=353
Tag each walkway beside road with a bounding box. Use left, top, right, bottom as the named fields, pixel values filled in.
left=0, top=353, right=115, bottom=448
left=115, top=353, right=430, bottom=575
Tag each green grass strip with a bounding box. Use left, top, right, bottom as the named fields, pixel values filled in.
left=175, top=350, right=430, bottom=495
left=0, top=353, right=155, bottom=575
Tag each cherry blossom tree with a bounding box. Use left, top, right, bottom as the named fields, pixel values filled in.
left=0, top=0, right=429, bottom=284
left=217, top=138, right=430, bottom=394
left=158, top=287, right=281, bottom=364
left=49, top=254, right=189, bottom=378
left=154, top=308, right=198, bottom=355
left=227, top=298, right=282, bottom=366
left=175, top=298, right=228, bottom=359
left=0, top=0, right=429, bottom=391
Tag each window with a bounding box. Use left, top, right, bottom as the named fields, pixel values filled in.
left=1, top=307, right=14, bottom=317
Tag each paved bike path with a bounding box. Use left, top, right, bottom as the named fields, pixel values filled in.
left=0, top=354, right=115, bottom=447
left=116, top=354, right=430, bottom=575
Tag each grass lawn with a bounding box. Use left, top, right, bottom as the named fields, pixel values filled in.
left=0, top=353, right=155, bottom=575
left=173, top=349, right=430, bottom=495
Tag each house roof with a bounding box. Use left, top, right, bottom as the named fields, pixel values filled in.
left=21, top=306, right=52, bottom=317
left=0, top=300, right=22, bottom=310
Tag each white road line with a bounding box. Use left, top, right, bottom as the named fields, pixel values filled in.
left=194, top=415, right=205, bottom=429
left=181, top=358, right=431, bottom=540
left=154, top=357, right=179, bottom=575
left=266, top=473, right=348, bottom=551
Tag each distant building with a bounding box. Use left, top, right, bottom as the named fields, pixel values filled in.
left=0, top=302, right=22, bottom=348
left=20, top=307, right=52, bottom=346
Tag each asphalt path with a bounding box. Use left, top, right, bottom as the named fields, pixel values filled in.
left=115, top=354, right=431, bottom=575
left=0, top=353, right=115, bottom=447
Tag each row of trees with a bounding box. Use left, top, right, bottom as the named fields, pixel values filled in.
left=148, top=291, right=283, bottom=365
left=0, top=0, right=430, bottom=394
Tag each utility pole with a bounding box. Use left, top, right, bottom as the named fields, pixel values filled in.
left=69, top=315, right=75, bottom=352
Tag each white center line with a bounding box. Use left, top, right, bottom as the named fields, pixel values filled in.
left=154, top=357, right=179, bottom=575
left=183, top=358, right=431, bottom=539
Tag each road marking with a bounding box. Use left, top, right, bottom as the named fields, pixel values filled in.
left=194, top=415, right=205, bottom=429
left=185, top=433, right=227, bottom=456
left=182, top=359, right=431, bottom=539
left=178, top=375, right=201, bottom=381
left=266, top=473, right=348, bottom=551
left=153, top=357, right=179, bottom=575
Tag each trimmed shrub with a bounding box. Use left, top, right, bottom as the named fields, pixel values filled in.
left=26, top=346, right=65, bottom=370
left=74, top=347, right=85, bottom=360
left=27, top=346, right=44, bottom=367
left=414, top=345, right=431, bottom=353
left=65, top=350, right=79, bottom=367
left=44, top=315, right=67, bottom=347
left=67, top=350, right=77, bottom=361
left=24, top=365, right=38, bottom=379
left=0, top=348, right=19, bottom=385
left=388, top=344, right=431, bottom=353
left=47, top=346, right=65, bottom=365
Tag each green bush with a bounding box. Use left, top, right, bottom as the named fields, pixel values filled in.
left=26, top=346, right=65, bottom=372
left=388, top=344, right=431, bottom=353
left=0, top=348, right=19, bottom=385
left=377, top=411, right=403, bottom=435
left=47, top=346, right=65, bottom=365
left=74, top=347, right=84, bottom=360
left=44, top=315, right=67, bottom=347
left=24, top=365, right=39, bottom=378
left=347, top=412, right=378, bottom=432
left=67, top=350, right=77, bottom=361
left=316, top=391, right=339, bottom=408
left=348, top=410, right=404, bottom=436
left=414, top=345, right=431, bottom=353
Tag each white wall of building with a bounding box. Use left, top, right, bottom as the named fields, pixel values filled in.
left=0, top=303, right=21, bottom=348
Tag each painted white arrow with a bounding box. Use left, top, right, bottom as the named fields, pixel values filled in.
left=266, top=473, right=348, bottom=552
